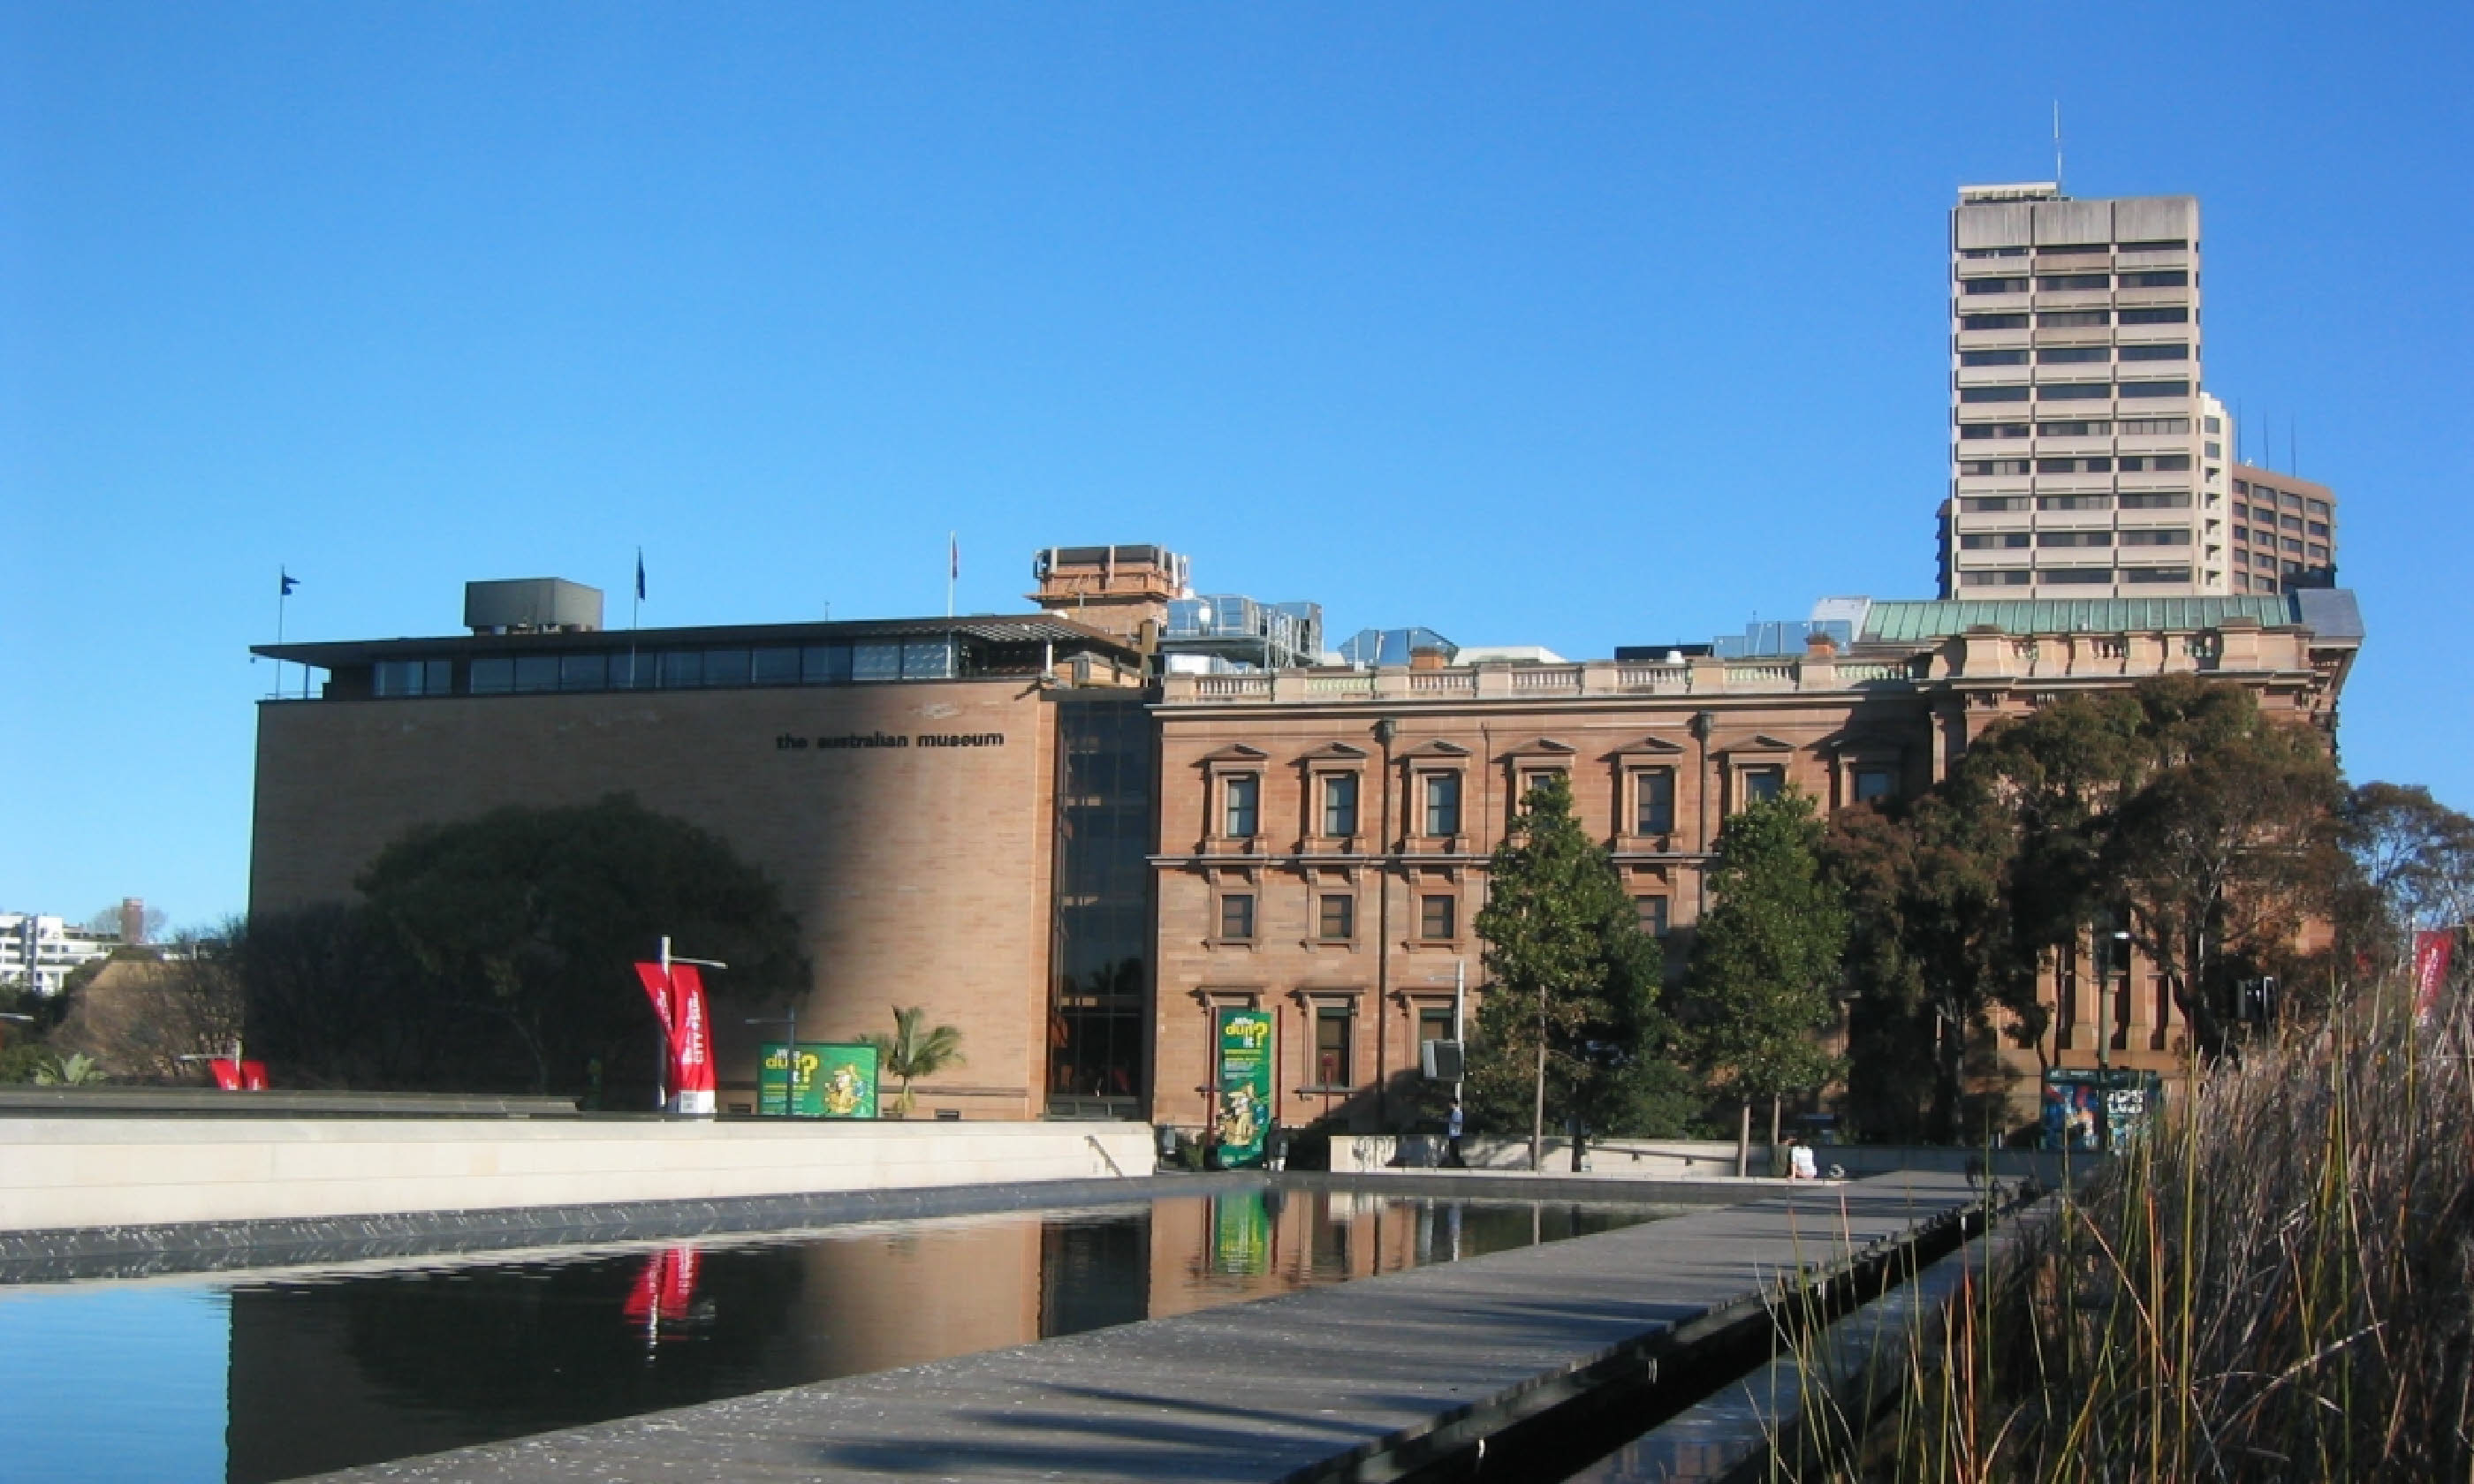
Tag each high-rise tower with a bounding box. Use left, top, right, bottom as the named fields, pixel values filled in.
left=1942, top=186, right=2225, bottom=598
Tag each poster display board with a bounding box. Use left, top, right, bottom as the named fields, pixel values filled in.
left=808, top=1042, right=881, bottom=1119
left=2041, top=1067, right=2164, bottom=1151
left=1213, top=1007, right=1274, bottom=1169
left=757, top=1042, right=825, bottom=1118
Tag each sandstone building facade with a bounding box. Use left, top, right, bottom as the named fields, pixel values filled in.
left=254, top=552, right=2361, bottom=1133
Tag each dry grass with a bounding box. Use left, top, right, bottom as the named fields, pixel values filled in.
left=1809, top=993, right=2474, bottom=1482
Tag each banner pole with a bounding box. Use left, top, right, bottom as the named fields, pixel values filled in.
left=656, top=935, right=672, bottom=1112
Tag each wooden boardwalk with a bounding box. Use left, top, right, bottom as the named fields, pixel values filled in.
left=318, top=1172, right=1978, bottom=1483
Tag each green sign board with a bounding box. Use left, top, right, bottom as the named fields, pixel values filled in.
left=758, top=1041, right=879, bottom=1118
left=1210, top=1191, right=1271, bottom=1276
left=1214, top=1007, right=1273, bottom=1169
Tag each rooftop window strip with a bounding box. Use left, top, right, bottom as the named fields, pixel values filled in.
left=363, top=637, right=968, bottom=698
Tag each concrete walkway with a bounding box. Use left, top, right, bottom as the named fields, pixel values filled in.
left=317, top=1171, right=1979, bottom=1484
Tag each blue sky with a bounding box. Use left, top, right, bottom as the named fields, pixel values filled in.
left=4, top=2, right=2468, bottom=928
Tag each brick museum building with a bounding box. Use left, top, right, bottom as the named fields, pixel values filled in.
left=253, top=545, right=2361, bottom=1132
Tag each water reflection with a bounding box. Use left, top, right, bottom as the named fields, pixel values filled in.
left=1, top=1191, right=1658, bottom=1484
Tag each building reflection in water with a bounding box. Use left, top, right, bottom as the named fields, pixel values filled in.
left=216, top=1193, right=1645, bottom=1482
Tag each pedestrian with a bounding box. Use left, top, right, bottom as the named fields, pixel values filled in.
left=1445, top=1101, right=1465, bottom=1168
left=1791, top=1140, right=1818, bottom=1181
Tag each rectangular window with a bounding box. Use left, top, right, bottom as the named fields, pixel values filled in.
left=1959, top=246, right=2029, bottom=259
left=1960, top=496, right=2029, bottom=512
left=2037, top=345, right=2110, bottom=364
left=2117, top=454, right=2192, bottom=473
left=2039, top=567, right=2114, bottom=585
left=2038, top=273, right=2111, bottom=291
left=2038, top=530, right=2114, bottom=547
left=2120, top=307, right=2189, bottom=324
left=1959, top=313, right=2030, bottom=330
left=2119, top=343, right=2189, bottom=361
left=2284, top=538, right=2304, bottom=554
left=2038, top=420, right=2111, bottom=437
left=2306, top=499, right=2331, bottom=518
left=1218, top=893, right=1256, bottom=941
left=375, top=658, right=455, bottom=698
left=2118, top=528, right=2191, bottom=546
left=1962, top=276, right=2029, bottom=295
left=801, top=644, right=852, bottom=684
left=2118, top=380, right=2190, bottom=399
left=1959, top=349, right=2029, bottom=366
left=702, top=649, right=752, bottom=687
left=2204, top=441, right=2222, bottom=458
left=1223, top=775, right=1260, bottom=838
left=2120, top=238, right=2188, bottom=253
left=1634, top=768, right=1675, bottom=834
left=2122, top=567, right=2192, bottom=585
left=2119, top=491, right=2193, bottom=509
left=852, top=643, right=903, bottom=681
left=1520, top=768, right=1563, bottom=806
left=1853, top=768, right=1896, bottom=804
left=1960, top=569, right=2033, bottom=587
left=2037, top=494, right=2114, bottom=511
left=752, top=647, right=801, bottom=685
left=900, top=640, right=957, bottom=680
left=1420, top=894, right=1457, bottom=941
left=1958, top=458, right=2031, bottom=475
left=2280, top=514, right=2304, bottom=531
left=2038, top=382, right=2112, bottom=401
left=2038, top=457, right=2111, bottom=473
left=1741, top=767, right=1784, bottom=805
left=1320, top=774, right=1360, bottom=837
left=1959, top=532, right=2031, bottom=549
left=2038, top=309, right=2111, bottom=327
left=2118, top=417, right=2190, bottom=435
left=1957, top=422, right=2031, bottom=441
left=2307, top=521, right=2329, bottom=539
left=1315, top=1006, right=1355, bottom=1087
left=1317, top=894, right=1355, bottom=942
left=1418, top=1007, right=1455, bottom=1054
left=1961, top=385, right=2030, bottom=403
left=513, top=655, right=561, bottom=693
left=2120, top=269, right=2189, bottom=288
left=558, top=653, right=608, bottom=692
left=1635, top=896, right=1670, bottom=938
left=1423, top=773, right=1462, bottom=837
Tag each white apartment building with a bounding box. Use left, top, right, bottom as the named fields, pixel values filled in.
left=0, top=913, right=119, bottom=997
left=1943, top=186, right=2227, bottom=598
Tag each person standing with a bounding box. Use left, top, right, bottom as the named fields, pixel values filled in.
left=1445, top=1101, right=1465, bottom=1168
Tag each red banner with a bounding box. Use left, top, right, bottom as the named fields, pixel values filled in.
left=632, top=961, right=717, bottom=1115
left=2413, top=929, right=2455, bottom=1024
left=621, top=1246, right=703, bottom=1336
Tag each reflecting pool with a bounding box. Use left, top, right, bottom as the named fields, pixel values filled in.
left=0, top=1188, right=1661, bottom=1483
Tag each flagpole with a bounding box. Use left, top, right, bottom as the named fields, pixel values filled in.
left=946, top=532, right=956, bottom=618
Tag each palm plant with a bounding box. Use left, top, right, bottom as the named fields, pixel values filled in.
left=872, top=1005, right=964, bottom=1116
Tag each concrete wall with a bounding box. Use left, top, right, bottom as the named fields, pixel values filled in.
left=0, top=1117, right=1159, bottom=1233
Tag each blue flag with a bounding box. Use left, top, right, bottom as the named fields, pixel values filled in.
left=634, top=549, right=647, bottom=602
left=280, top=569, right=299, bottom=596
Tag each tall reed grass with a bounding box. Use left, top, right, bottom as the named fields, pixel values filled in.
left=1819, top=993, right=2474, bottom=1481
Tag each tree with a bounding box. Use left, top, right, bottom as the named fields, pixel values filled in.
left=345, top=795, right=807, bottom=1096
left=1826, top=784, right=2038, bottom=1144
left=2106, top=687, right=2343, bottom=1053
left=1469, top=773, right=1677, bottom=1170
left=872, top=1005, right=965, bottom=1116
left=49, top=940, right=243, bottom=1082
left=1685, top=791, right=1849, bottom=1158
left=2339, top=783, right=2474, bottom=984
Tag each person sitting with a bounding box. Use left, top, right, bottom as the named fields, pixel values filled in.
left=1790, top=1140, right=1818, bottom=1180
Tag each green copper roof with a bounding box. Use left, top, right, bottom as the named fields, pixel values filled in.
left=1862, top=595, right=2298, bottom=643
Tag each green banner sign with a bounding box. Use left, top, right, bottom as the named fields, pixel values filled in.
left=1214, top=1007, right=1273, bottom=1168
left=811, top=1041, right=880, bottom=1119
left=1210, top=1191, right=1271, bottom=1276
left=758, top=1042, right=879, bottom=1118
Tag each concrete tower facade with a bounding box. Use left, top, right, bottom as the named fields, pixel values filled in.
left=1943, top=186, right=2225, bottom=599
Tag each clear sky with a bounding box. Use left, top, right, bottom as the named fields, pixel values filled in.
left=4, top=2, right=2468, bottom=929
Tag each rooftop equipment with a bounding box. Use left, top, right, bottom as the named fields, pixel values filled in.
left=464, top=579, right=603, bottom=634
left=1337, top=627, right=1457, bottom=669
